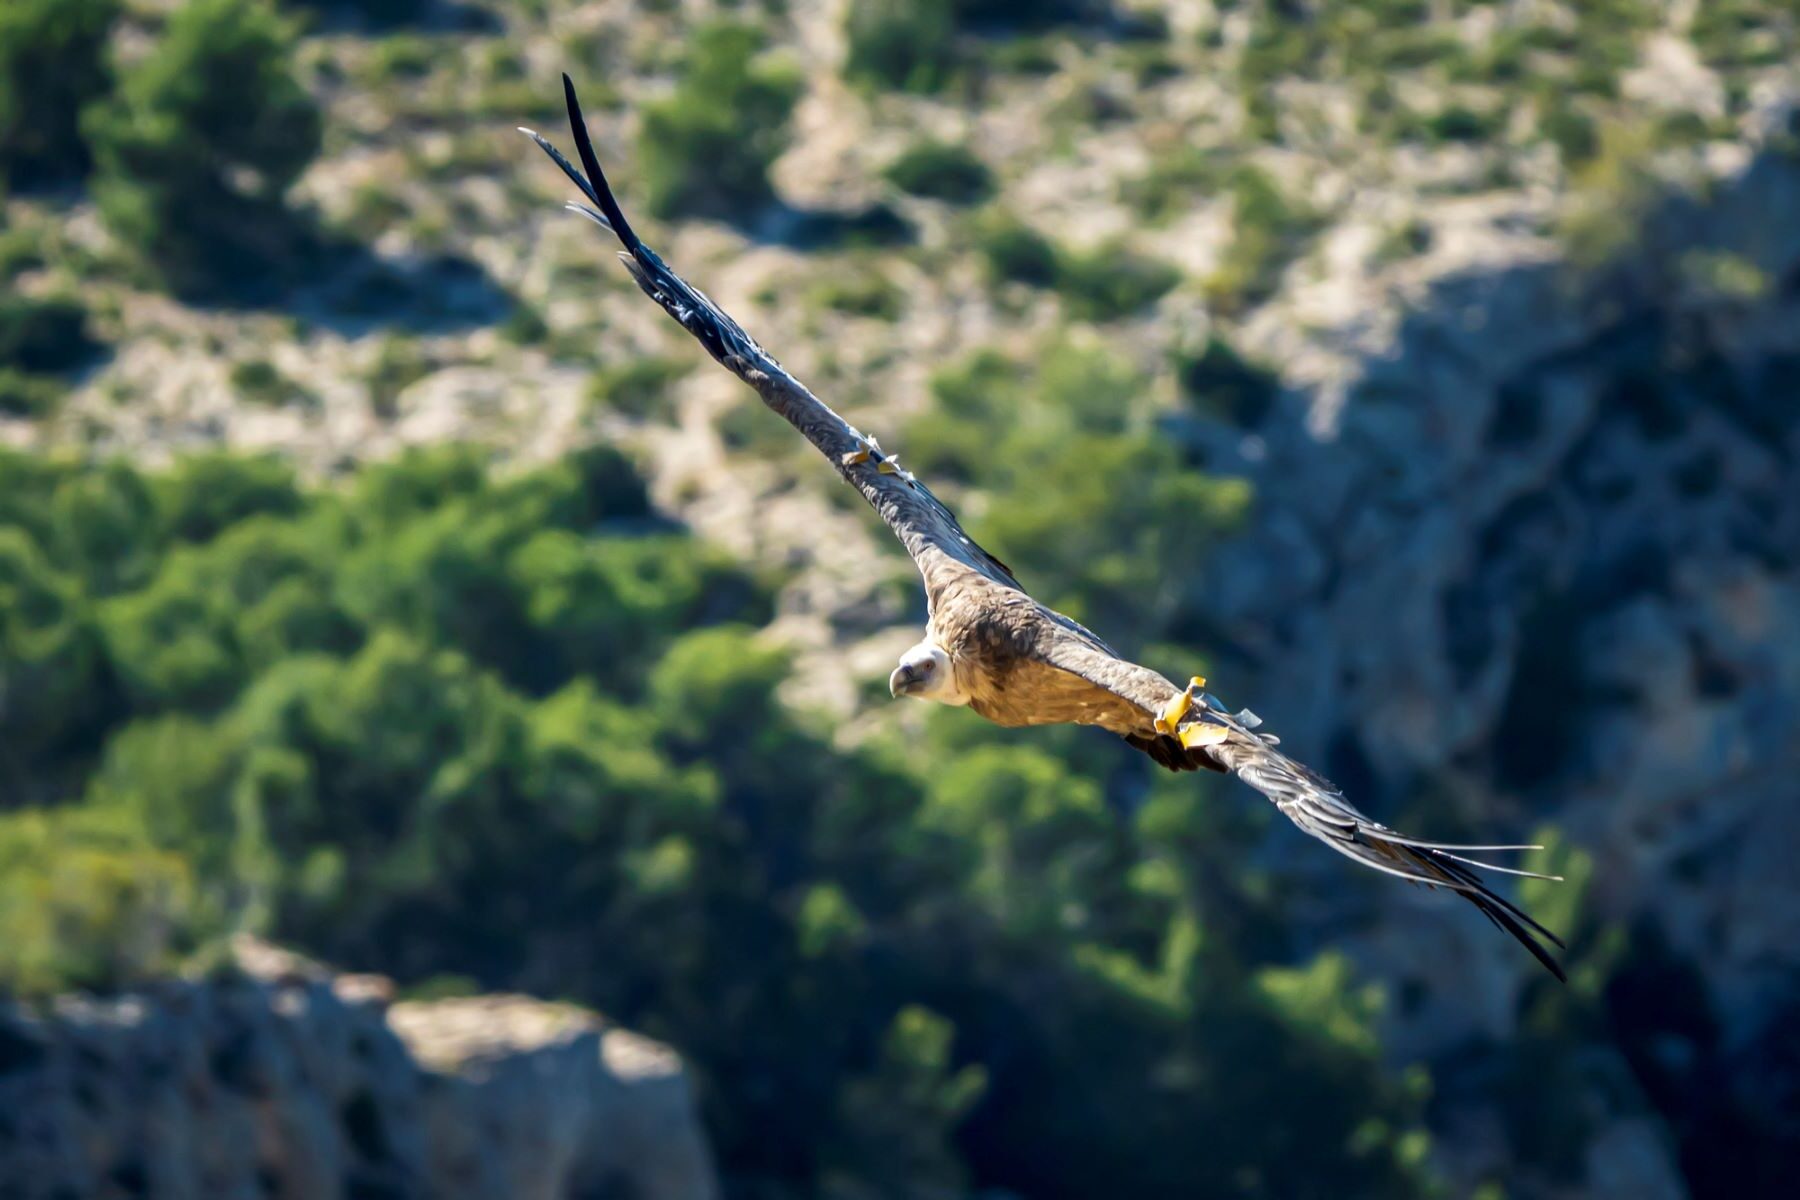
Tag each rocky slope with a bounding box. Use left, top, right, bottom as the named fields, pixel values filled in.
left=0, top=938, right=717, bottom=1200
left=1195, top=125, right=1800, bottom=1196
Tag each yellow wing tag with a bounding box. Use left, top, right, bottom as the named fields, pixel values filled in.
left=1179, top=722, right=1229, bottom=750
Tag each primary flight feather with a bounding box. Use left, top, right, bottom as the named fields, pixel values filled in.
left=523, top=76, right=1567, bottom=982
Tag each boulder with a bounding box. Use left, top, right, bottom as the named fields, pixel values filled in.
left=0, top=936, right=717, bottom=1200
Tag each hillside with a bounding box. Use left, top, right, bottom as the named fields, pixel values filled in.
left=4, top=2, right=1799, bottom=1197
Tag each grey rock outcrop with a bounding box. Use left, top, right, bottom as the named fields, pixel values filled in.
left=1192, top=130, right=1800, bottom=1194
left=0, top=937, right=717, bottom=1200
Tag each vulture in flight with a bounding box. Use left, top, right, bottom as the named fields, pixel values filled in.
left=524, top=77, right=1566, bottom=981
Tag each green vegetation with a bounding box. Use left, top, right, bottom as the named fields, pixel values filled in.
left=586, top=355, right=691, bottom=422
left=0, top=441, right=1446, bottom=1199
left=1174, top=335, right=1281, bottom=429
left=83, top=0, right=322, bottom=297
left=843, top=0, right=1098, bottom=96
left=638, top=22, right=804, bottom=221
left=969, top=211, right=1180, bottom=317
left=0, top=0, right=118, bottom=188
left=1121, top=145, right=1225, bottom=224
left=230, top=357, right=313, bottom=409
left=0, top=371, right=66, bottom=418
left=1054, top=241, right=1182, bottom=321
left=845, top=0, right=958, bottom=94
left=0, top=294, right=102, bottom=418
left=885, top=139, right=994, bottom=204
left=911, top=339, right=1249, bottom=630
left=364, top=334, right=431, bottom=419
left=0, top=805, right=207, bottom=997
left=806, top=266, right=906, bottom=321
left=1204, top=167, right=1318, bottom=314
left=0, top=295, right=100, bottom=375
left=974, top=209, right=1061, bottom=287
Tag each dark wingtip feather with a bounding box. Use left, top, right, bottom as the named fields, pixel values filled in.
left=1418, top=848, right=1568, bottom=982
left=560, top=74, right=640, bottom=252
left=1471, top=890, right=1568, bottom=983
left=521, top=126, right=605, bottom=212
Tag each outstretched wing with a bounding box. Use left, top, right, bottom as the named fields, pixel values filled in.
left=1033, top=634, right=1568, bottom=979
left=1202, top=710, right=1569, bottom=980
left=522, top=76, right=1019, bottom=610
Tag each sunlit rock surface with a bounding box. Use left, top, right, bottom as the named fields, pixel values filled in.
left=0, top=937, right=717, bottom=1200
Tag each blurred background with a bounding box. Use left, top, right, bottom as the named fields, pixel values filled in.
left=2, top=1, right=1798, bottom=1197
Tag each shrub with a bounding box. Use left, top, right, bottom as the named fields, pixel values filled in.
left=0, top=527, right=104, bottom=764
left=975, top=211, right=1059, bottom=287
left=806, top=269, right=905, bottom=320
left=0, top=295, right=101, bottom=374
left=0, top=806, right=206, bottom=997
left=638, top=22, right=803, bottom=222
left=364, top=335, right=431, bottom=418
left=1054, top=243, right=1181, bottom=321
left=0, top=0, right=119, bottom=188
left=0, top=370, right=66, bottom=418
left=1120, top=145, right=1226, bottom=224
left=1424, top=102, right=1500, bottom=143
left=884, top=139, right=994, bottom=205
left=83, top=0, right=323, bottom=297
left=954, top=0, right=1097, bottom=30
left=1203, top=166, right=1316, bottom=314
left=1173, top=336, right=1279, bottom=428
left=585, top=356, right=690, bottom=421
left=154, top=452, right=303, bottom=543
left=844, top=0, right=957, bottom=94
left=230, top=358, right=314, bottom=408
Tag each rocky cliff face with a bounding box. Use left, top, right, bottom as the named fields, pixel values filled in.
left=0, top=938, right=717, bottom=1200
left=1189, top=128, right=1800, bottom=1194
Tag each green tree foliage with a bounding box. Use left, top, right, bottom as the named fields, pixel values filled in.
left=638, top=22, right=804, bottom=222
left=0, top=442, right=1435, bottom=1199
left=0, top=0, right=119, bottom=188
left=83, top=0, right=323, bottom=296
left=0, top=804, right=209, bottom=998
left=0, top=528, right=105, bottom=782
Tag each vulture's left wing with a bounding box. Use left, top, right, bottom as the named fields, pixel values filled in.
left=523, top=76, right=1019, bottom=608
left=1036, top=634, right=1569, bottom=980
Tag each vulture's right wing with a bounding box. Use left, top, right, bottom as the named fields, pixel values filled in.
left=523, top=76, right=1019, bottom=609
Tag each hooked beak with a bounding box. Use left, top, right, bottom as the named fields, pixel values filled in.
left=889, top=663, right=920, bottom=698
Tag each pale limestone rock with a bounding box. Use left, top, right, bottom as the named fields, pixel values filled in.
left=0, top=938, right=716, bottom=1200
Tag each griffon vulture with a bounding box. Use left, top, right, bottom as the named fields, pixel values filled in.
left=523, top=77, right=1566, bottom=981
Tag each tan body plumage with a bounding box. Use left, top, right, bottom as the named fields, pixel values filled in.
left=525, top=78, right=1568, bottom=981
